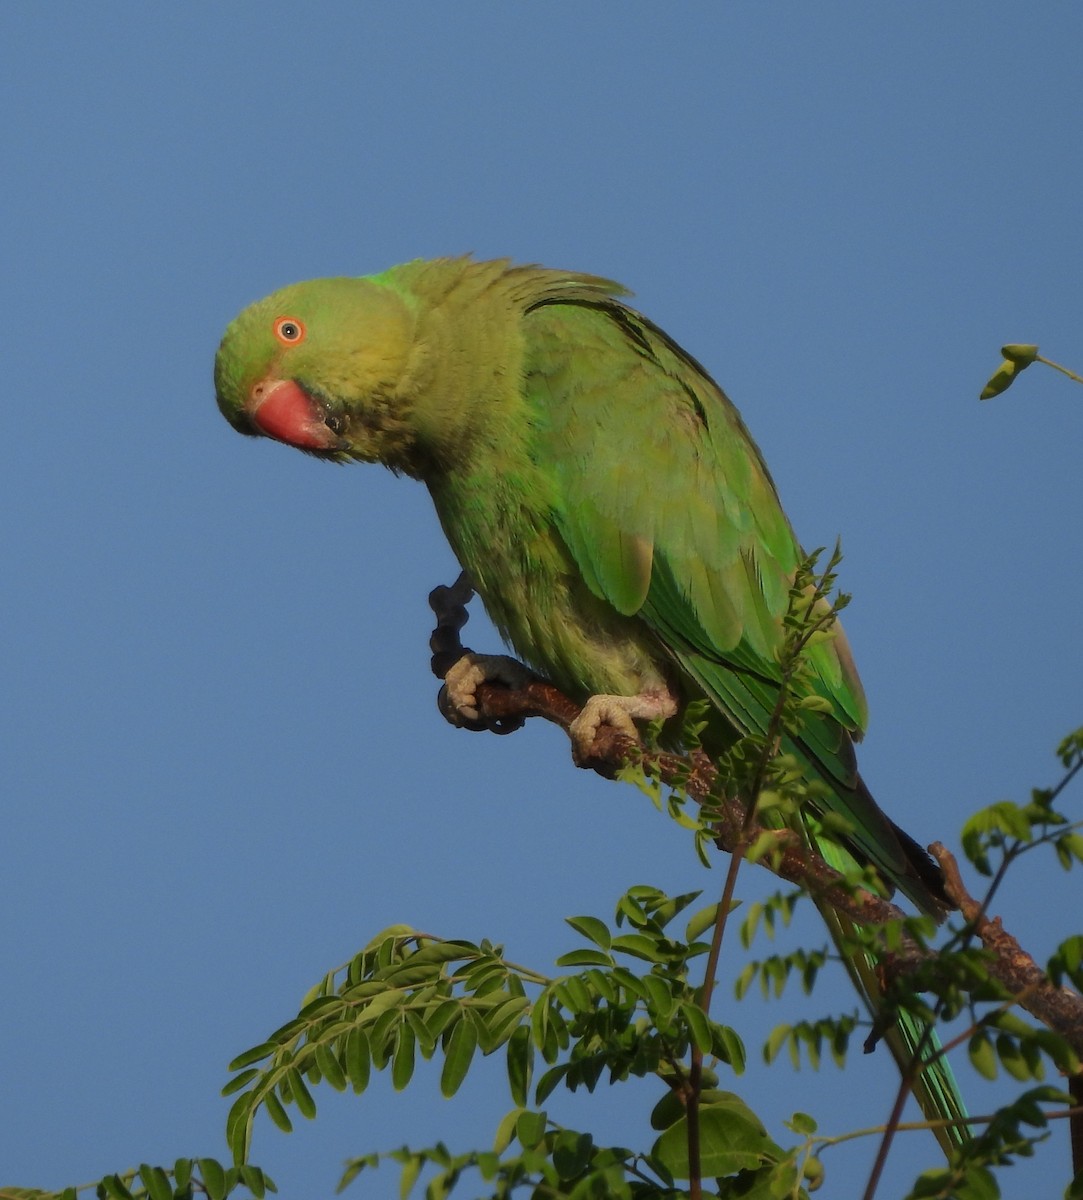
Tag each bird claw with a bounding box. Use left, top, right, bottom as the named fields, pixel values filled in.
left=441, top=652, right=533, bottom=730
left=568, top=691, right=679, bottom=764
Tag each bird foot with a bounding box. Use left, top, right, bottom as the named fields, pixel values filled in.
left=441, top=652, right=534, bottom=729
left=569, top=690, right=678, bottom=765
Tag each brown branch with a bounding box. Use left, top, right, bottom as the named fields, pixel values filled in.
left=934, top=843, right=1083, bottom=1054
left=428, top=576, right=1083, bottom=1063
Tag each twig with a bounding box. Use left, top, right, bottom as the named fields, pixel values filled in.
left=933, top=844, right=1083, bottom=1050
left=427, top=578, right=1083, bottom=1068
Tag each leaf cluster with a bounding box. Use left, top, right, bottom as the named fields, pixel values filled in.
left=337, top=1097, right=800, bottom=1200
left=220, top=886, right=792, bottom=1193
left=0, top=1160, right=273, bottom=1200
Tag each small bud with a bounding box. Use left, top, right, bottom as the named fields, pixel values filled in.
left=1000, top=343, right=1039, bottom=365
left=980, top=360, right=1018, bottom=400
left=803, top=1156, right=826, bottom=1191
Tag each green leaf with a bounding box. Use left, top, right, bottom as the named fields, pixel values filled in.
left=283, top=1068, right=315, bottom=1119
left=652, top=1093, right=781, bottom=1180
left=376, top=940, right=474, bottom=979
left=989, top=1009, right=1035, bottom=1039
left=764, top=1024, right=791, bottom=1065
left=493, top=1107, right=524, bottom=1155
left=440, top=1014, right=478, bottom=1097
left=197, top=1159, right=227, bottom=1200
left=640, top=888, right=703, bottom=930
left=610, top=933, right=665, bottom=963
left=615, top=891, right=650, bottom=928
left=315, top=1041, right=348, bottom=1091
left=228, top=1041, right=278, bottom=1072
left=566, top=915, right=612, bottom=949
left=607, top=966, right=645, bottom=1000
left=714, top=1024, right=747, bottom=1073
left=679, top=1002, right=714, bottom=1053
left=404, top=1007, right=437, bottom=1059
left=585, top=969, right=618, bottom=1004
left=534, top=1062, right=570, bottom=1104
left=740, top=901, right=764, bottom=949
left=734, top=962, right=756, bottom=1001
left=554, top=948, right=614, bottom=968
left=474, top=1151, right=500, bottom=1181
left=398, top=1152, right=422, bottom=1200
left=506, top=1025, right=533, bottom=1108
left=516, top=1109, right=548, bottom=1149
left=297, top=994, right=344, bottom=1021
left=425, top=1168, right=453, bottom=1200
left=650, top=1089, right=685, bottom=1131
left=225, top=1093, right=254, bottom=1165
left=552, top=1131, right=594, bottom=1180
left=138, top=1167, right=172, bottom=1200
left=101, top=1175, right=134, bottom=1200
left=345, top=1027, right=371, bottom=1093
left=1049, top=935, right=1083, bottom=990
left=787, top=1111, right=818, bottom=1135
left=969, top=1031, right=998, bottom=1080
left=479, top=995, right=531, bottom=1050
left=684, top=902, right=722, bottom=943
left=263, top=1089, right=293, bottom=1133
left=996, top=1034, right=1037, bottom=1082
left=370, top=1008, right=401, bottom=1067
left=239, top=1165, right=269, bottom=1200
left=221, top=1068, right=260, bottom=1098
left=641, top=973, right=675, bottom=1020
left=391, top=1022, right=416, bottom=1091
left=425, top=999, right=462, bottom=1043
left=555, top=974, right=593, bottom=1014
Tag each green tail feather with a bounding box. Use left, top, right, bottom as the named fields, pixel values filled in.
left=815, top=847, right=970, bottom=1157
left=667, top=647, right=970, bottom=1155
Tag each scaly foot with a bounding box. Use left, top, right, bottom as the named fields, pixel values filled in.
left=569, top=689, right=678, bottom=763
left=442, top=652, right=534, bottom=726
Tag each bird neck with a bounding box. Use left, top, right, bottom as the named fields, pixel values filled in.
left=397, top=269, right=530, bottom=483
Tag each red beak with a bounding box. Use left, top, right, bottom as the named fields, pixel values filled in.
left=248, top=379, right=340, bottom=452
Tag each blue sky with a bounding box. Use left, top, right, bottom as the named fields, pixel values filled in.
left=3, top=4, right=1081, bottom=1196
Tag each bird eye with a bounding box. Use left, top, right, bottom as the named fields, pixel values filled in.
left=273, top=316, right=306, bottom=345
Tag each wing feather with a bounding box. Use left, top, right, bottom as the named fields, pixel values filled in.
left=516, top=286, right=950, bottom=904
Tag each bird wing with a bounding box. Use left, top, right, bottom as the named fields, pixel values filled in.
left=516, top=287, right=926, bottom=880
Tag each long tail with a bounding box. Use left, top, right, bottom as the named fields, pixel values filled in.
left=670, top=648, right=969, bottom=1152
left=814, top=847, right=970, bottom=1158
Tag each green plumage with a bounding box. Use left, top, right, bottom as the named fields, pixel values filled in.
left=215, top=256, right=967, bottom=1151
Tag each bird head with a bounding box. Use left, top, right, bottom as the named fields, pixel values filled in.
left=214, top=277, right=420, bottom=469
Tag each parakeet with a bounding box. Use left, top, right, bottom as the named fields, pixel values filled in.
left=215, top=256, right=966, bottom=1150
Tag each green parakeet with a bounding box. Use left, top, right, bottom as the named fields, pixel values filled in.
left=215, top=256, right=967, bottom=1150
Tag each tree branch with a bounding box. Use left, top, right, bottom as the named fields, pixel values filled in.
left=428, top=575, right=1083, bottom=1061
left=934, top=842, right=1083, bottom=1051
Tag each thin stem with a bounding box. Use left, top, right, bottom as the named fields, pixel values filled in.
left=820, top=1103, right=1083, bottom=1153
left=1037, top=354, right=1083, bottom=386
left=862, top=1049, right=923, bottom=1200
